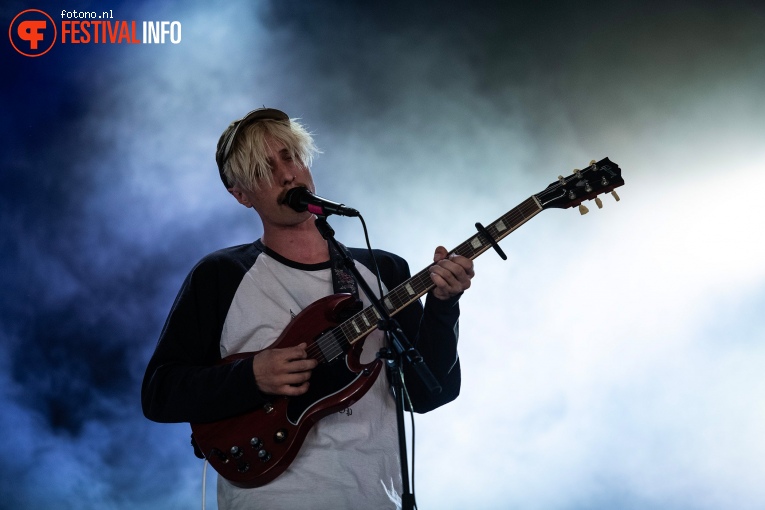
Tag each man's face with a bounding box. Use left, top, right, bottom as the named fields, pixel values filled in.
left=230, top=136, right=316, bottom=230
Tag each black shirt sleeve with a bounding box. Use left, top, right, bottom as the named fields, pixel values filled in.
left=141, top=247, right=271, bottom=423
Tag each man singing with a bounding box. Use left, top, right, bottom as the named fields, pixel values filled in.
left=142, top=108, right=474, bottom=509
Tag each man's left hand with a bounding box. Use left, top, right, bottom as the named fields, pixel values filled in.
left=429, top=246, right=475, bottom=300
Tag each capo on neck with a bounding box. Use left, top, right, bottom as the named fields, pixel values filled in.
left=474, top=222, right=507, bottom=261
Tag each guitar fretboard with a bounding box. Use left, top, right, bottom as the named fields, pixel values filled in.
left=313, top=196, right=543, bottom=363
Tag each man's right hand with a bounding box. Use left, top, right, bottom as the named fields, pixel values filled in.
left=251, top=342, right=318, bottom=396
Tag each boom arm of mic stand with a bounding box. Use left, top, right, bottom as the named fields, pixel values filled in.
left=313, top=216, right=441, bottom=394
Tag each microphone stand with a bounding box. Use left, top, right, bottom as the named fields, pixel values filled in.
left=313, top=216, right=441, bottom=510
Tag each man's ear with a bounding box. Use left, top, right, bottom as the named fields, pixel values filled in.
left=228, top=187, right=253, bottom=208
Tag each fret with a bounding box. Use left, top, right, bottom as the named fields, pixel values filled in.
left=411, top=271, right=430, bottom=290
left=337, top=325, right=353, bottom=346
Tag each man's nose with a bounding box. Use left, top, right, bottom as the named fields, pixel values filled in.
left=275, top=163, right=295, bottom=186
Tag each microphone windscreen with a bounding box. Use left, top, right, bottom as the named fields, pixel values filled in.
left=284, top=187, right=310, bottom=212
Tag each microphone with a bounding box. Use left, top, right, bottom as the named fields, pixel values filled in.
left=283, top=187, right=360, bottom=217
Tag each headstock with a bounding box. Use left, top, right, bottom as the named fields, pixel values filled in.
left=535, top=158, right=624, bottom=214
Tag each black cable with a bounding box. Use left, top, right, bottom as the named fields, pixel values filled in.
left=357, top=213, right=385, bottom=300
left=357, top=213, right=418, bottom=508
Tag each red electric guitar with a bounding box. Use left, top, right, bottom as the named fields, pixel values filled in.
left=190, top=158, right=625, bottom=487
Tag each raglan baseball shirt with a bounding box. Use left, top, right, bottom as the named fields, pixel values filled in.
left=142, top=240, right=461, bottom=509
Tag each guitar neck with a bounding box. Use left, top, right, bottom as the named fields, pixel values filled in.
left=336, top=196, right=543, bottom=348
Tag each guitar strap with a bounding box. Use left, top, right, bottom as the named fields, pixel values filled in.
left=327, top=240, right=361, bottom=303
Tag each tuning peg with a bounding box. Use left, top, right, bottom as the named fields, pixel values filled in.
left=578, top=204, right=589, bottom=215
left=574, top=168, right=582, bottom=178
left=589, top=159, right=597, bottom=166
left=611, top=191, right=620, bottom=202
left=595, top=197, right=603, bottom=209
left=558, top=175, right=566, bottom=185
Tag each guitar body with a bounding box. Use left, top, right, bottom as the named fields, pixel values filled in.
left=190, top=293, right=384, bottom=488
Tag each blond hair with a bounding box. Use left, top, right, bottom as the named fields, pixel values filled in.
left=222, top=118, right=319, bottom=191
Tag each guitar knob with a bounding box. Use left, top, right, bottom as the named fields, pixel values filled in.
left=274, top=429, right=288, bottom=443
left=237, top=461, right=250, bottom=473
left=230, top=446, right=243, bottom=459
left=250, top=437, right=263, bottom=449
left=258, top=449, right=272, bottom=462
